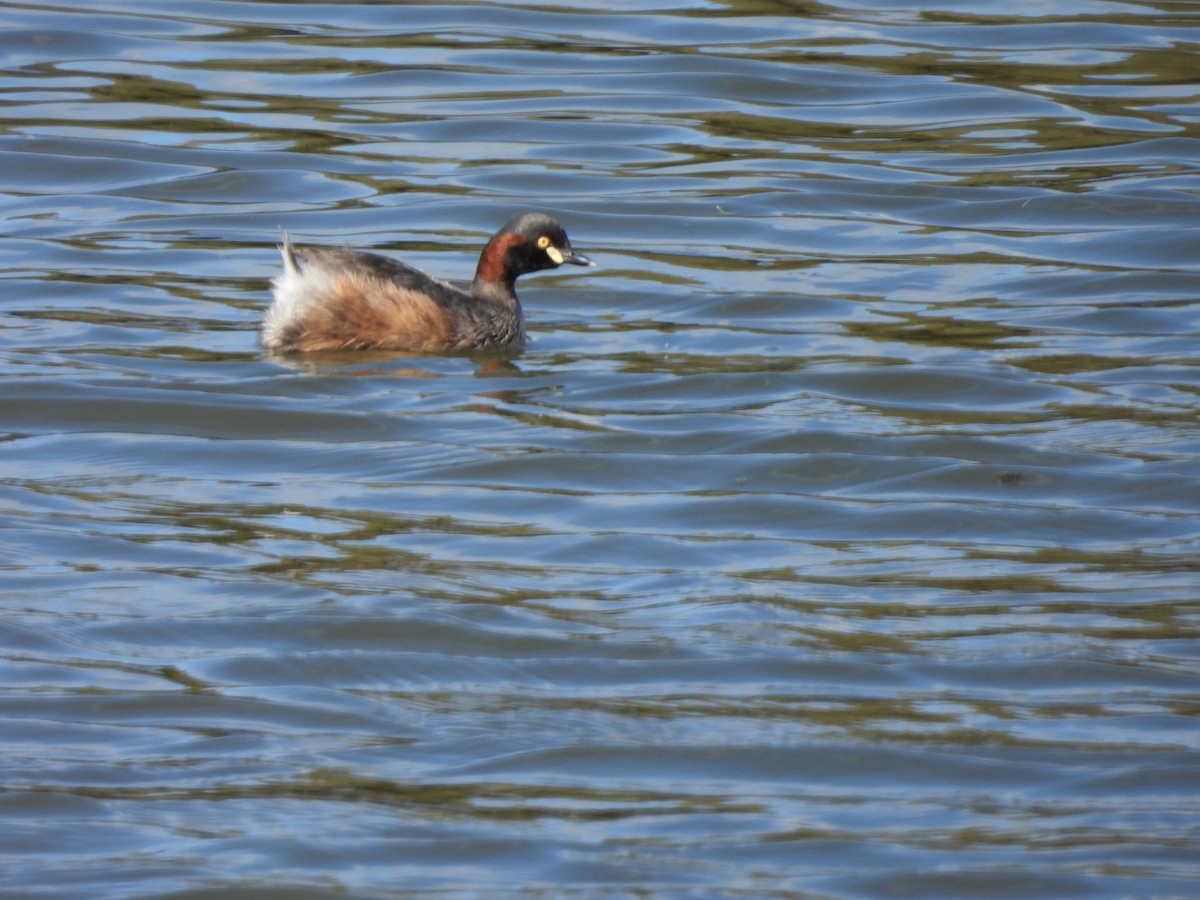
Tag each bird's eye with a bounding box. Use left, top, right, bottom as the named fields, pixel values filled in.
left=537, top=235, right=551, bottom=249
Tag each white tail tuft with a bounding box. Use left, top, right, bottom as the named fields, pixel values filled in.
left=279, top=231, right=299, bottom=275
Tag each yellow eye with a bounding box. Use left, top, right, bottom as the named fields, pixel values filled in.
left=537, top=235, right=551, bottom=249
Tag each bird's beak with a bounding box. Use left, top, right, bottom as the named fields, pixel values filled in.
left=546, top=243, right=594, bottom=267
left=559, top=248, right=594, bottom=267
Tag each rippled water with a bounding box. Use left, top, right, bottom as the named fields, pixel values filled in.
left=2, top=0, right=1199, bottom=896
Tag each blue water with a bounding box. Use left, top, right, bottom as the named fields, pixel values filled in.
left=1, top=1, right=1198, bottom=896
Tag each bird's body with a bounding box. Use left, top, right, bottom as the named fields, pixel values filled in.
left=261, top=212, right=592, bottom=354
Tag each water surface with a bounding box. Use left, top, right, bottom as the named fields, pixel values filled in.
left=1, top=0, right=1199, bottom=896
